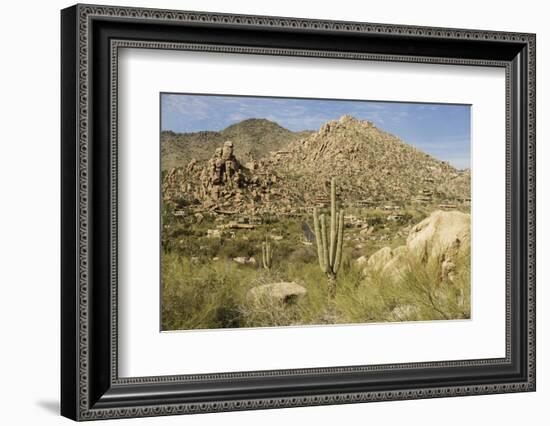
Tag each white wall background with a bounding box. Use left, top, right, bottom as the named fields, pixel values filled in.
left=0, top=0, right=546, bottom=424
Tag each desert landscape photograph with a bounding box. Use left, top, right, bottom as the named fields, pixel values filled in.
left=160, top=93, right=471, bottom=331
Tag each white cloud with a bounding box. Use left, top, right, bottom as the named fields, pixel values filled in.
left=162, top=94, right=212, bottom=121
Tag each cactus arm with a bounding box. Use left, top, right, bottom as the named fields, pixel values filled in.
left=320, top=214, right=330, bottom=273
left=313, top=207, right=326, bottom=272
left=262, top=238, right=273, bottom=269
left=329, top=178, right=337, bottom=267
left=333, top=209, right=345, bottom=273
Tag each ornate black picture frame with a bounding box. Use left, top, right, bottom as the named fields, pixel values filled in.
left=61, top=4, right=536, bottom=421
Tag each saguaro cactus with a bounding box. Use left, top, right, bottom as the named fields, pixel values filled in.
left=313, top=178, right=344, bottom=284
left=262, top=237, right=273, bottom=269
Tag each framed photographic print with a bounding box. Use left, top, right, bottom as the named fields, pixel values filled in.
left=61, top=4, right=536, bottom=421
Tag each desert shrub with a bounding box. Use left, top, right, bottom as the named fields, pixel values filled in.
left=168, top=236, right=201, bottom=256
left=332, top=254, right=390, bottom=322
left=161, top=254, right=252, bottom=330
left=363, top=210, right=386, bottom=223
left=335, top=271, right=390, bottom=323
left=401, top=250, right=471, bottom=321
left=217, top=237, right=256, bottom=258
left=170, top=225, right=198, bottom=239
left=238, top=293, right=303, bottom=328
left=402, top=208, right=428, bottom=224
left=286, top=262, right=331, bottom=317
left=288, top=246, right=317, bottom=264
left=262, top=214, right=279, bottom=225
left=336, top=249, right=471, bottom=324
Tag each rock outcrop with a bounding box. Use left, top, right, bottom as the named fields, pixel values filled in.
left=199, top=141, right=245, bottom=206
left=247, top=282, right=307, bottom=304
left=162, top=116, right=471, bottom=216
left=362, top=210, right=470, bottom=283
left=406, top=210, right=470, bottom=262
left=162, top=139, right=301, bottom=215
left=366, top=246, right=394, bottom=270
left=161, top=118, right=313, bottom=170
left=277, top=115, right=470, bottom=205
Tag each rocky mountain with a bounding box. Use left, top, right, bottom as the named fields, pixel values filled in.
left=161, top=118, right=312, bottom=170
left=162, top=115, right=470, bottom=215
left=271, top=115, right=469, bottom=204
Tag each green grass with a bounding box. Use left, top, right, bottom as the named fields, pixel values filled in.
left=335, top=249, right=471, bottom=323
left=161, top=211, right=471, bottom=330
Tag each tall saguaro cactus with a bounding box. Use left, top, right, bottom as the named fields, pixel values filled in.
left=262, top=237, right=273, bottom=270
left=313, top=178, right=344, bottom=286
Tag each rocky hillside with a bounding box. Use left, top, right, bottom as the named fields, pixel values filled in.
left=161, top=118, right=312, bottom=170
left=162, top=115, right=470, bottom=215
left=270, top=115, right=469, bottom=204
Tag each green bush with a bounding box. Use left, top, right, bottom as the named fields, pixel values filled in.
left=162, top=254, right=250, bottom=330
left=336, top=249, right=471, bottom=324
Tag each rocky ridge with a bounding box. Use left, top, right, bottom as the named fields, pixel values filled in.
left=272, top=115, right=469, bottom=204
left=161, top=118, right=312, bottom=170
left=162, top=115, right=471, bottom=216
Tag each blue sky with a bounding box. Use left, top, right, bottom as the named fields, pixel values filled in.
left=161, top=93, right=471, bottom=169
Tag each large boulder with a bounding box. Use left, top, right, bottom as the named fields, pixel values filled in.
left=406, top=210, right=470, bottom=262
left=363, top=245, right=408, bottom=278
left=380, top=245, right=409, bottom=279
left=366, top=246, right=393, bottom=270
left=362, top=210, right=470, bottom=282
left=356, top=255, right=368, bottom=267
left=247, top=282, right=307, bottom=304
